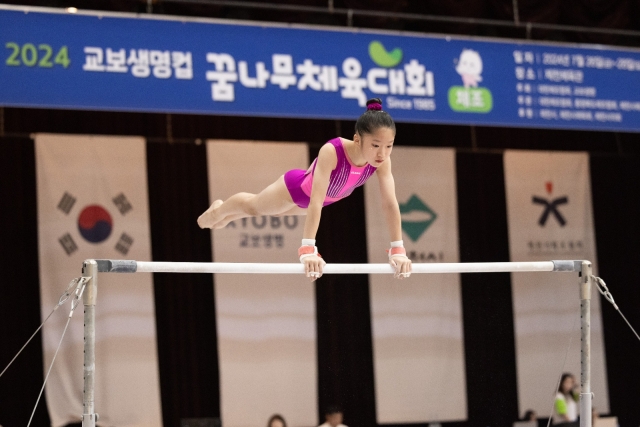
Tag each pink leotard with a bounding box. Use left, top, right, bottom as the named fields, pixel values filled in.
left=284, top=137, right=377, bottom=208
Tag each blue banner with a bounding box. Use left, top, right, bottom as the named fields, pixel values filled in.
left=2, top=6, right=640, bottom=132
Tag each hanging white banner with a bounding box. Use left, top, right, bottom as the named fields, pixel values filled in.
left=365, top=147, right=466, bottom=424
left=36, top=134, right=162, bottom=426
left=504, top=150, right=609, bottom=417
left=206, top=140, right=316, bottom=427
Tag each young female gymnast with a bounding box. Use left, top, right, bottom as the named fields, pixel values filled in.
left=198, top=98, right=412, bottom=281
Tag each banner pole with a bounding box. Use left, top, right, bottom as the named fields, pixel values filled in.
left=579, top=260, right=592, bottom=427
left=81, top=260, right=99, bottom=427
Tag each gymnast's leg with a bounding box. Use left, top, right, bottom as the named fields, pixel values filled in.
left=210, top=204, right=307, bottom=230
left=197, top=175, right=299, bottom=229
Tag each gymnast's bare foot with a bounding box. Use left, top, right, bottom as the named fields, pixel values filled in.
left=197, top=199, right=223, bottom=228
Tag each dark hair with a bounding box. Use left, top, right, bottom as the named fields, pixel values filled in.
left=324, top=404, right=342, bottom=416
left=354, top=98, right=396, bottom=136
left=558, top=373, right=574, bottom=394
left=267, top=414, right=287, bottom=427
left=523, top=410, right=536, bottom=421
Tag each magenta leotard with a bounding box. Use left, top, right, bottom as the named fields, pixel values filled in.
left=284, top=137, right=377, bottom=208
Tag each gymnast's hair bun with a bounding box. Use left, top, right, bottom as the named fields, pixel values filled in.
left=355, top=97, right=395, bottom=135
left=366, top=98, right=383, bottom=111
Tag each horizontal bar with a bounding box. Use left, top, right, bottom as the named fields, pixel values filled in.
left=92, top=260, right=585, bottom=274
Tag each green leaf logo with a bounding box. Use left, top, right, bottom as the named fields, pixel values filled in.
left=369, top=41, right=403, bottom=68
left=399, top=194, right=437, bottom=242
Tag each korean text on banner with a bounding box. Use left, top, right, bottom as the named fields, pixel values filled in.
left=504, top=150, right=609, bottom=417
left=3, top=6, right=640, bottom=132
left=365, top=147, right=467, bottom=424
left=206, top=140, right=316, bottom=427
left=36, top=134, right=162, bottom=427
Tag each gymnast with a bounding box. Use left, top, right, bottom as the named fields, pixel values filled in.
left=198, top=97, right=412, bottom=281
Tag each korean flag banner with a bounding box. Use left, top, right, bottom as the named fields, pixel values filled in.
left=206, top=140, right=317, bottom=427
left=36, top=134, right=162, bottom=427
left=504, top=150, right=609, bottom=418
left=365, top=147, right=467, bottom=424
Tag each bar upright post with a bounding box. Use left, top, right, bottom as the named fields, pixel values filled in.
left=81, top=260, right=99, bottom=427
left=579, top=261, right=592, bottom=427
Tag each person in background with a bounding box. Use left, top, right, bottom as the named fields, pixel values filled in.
left=319, top=405, right=347, bottom=427
left=553, top=373, right=580, bottom=426
left=267, top=414, right=287, bottom=427
left=591, top=407, right=599, bottom=426
left=523, top=409, right=537, bottom=421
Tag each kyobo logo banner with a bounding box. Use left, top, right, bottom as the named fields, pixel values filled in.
left=3, top=6, right=640, bottom=131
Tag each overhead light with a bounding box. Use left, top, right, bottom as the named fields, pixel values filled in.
left=66, top=7, right=78, bottom=13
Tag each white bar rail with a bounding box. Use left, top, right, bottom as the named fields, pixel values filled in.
left=95, top=259, right=583, bottom=274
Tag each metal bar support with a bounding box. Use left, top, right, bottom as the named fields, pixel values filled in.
left=81, top=260, right=99, bottom=427
left=512, top=0, right=520, bottom=25
left=579, top=260, right=593, bottom=427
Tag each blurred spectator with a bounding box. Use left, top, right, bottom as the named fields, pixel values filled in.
left=553, top=373, right=579, bottom=426
left=591, top=407, right=599, bottom=426
left=523, top=409, right=537, bottom=421
left=267, top=414, right=287, bottom=427
left=319, top=405, right=347, bottom=427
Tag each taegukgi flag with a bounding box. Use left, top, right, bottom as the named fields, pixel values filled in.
left=206, top=140, right=316, bottom=427
left=365, top=147, right=467, bottom=424
left=36, top=134, right=162, bottom=426
left=504, top=150, right=609, bottom=418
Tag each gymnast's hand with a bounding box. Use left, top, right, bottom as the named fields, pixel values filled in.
left=390, top=255, right=412, bottom=279
left=303, top=255, right=326, bottom=282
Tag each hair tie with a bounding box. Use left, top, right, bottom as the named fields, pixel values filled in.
left=367, top=103, right=382, bottom=111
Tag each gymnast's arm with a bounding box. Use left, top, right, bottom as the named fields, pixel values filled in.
left=376, top=158, right=402, bottom=241
left=302, top=143, right=336, bottom=280
left=376, top=158, right=412, bottom=278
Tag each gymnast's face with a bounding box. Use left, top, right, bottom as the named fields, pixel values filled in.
left=356, top=126, right=395, bottom=167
